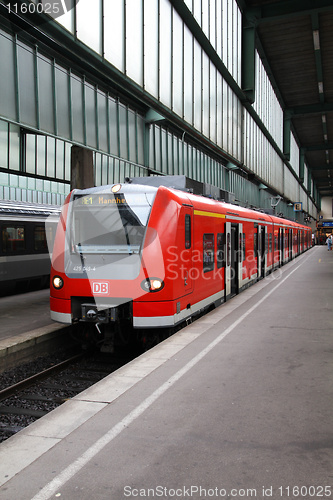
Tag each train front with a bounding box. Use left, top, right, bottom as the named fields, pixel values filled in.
left=49, top=183, right=165, bottom=347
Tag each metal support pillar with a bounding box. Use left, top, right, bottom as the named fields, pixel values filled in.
left=283, top=111, right=291, bottom=161
left=242, top=21, right=256, bottom=104
left=71, top=146, right=95, bottom=190
left=299, top=148, right=305, bottom=183
left=307, top=169, right=312, bottom=196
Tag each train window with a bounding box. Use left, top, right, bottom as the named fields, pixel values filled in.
left=217, top=233, right=225, bottom=268
left=34, top=226, right=48, bottom=252
left=203, top=233, right=214, bottom=273
left=185, top=214, right=191, bottom=249
left=71, top=192, right=152, bottom=255
left=2, top=225, right=25, bottom=253
left=242, top=233, right=246, bottom=261
left=265, top=233, right=268, bottom=255
left=253, top=232, right=257, bottom=256
left=226, top=233, right=231, bottom=267
left=269, top=233, right=272, bottom=253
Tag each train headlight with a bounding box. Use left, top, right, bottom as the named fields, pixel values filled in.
left=141, top=278, right=165, bottom=293
left=52, top=276, right=64, bottom=290
left=150, top=279, right=163, bottom=290
left=111, top=184, right=122, bottom=193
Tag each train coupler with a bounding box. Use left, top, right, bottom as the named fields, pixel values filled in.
left=81, top=303, right=118, bottom=324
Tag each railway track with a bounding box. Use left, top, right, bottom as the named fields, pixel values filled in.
left=0, top=349, right=138, bottom=444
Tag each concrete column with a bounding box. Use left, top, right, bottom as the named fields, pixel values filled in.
left=70, top=146, right=94, bottom=190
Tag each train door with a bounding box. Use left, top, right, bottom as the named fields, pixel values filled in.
left=230, top=225, right=238, bottom=296
left=297, top=230, right=301, bottom=255
left=279, top=228, right=284, bottom=266
left=289, top=230, right=293, bottom=259
left=255, top=224, right=264, bottom=279
left=301, top=231, right=304, bottom=252
left=238, top=223, right=243, bottom=291
left=261, top=225, right=267, bottom=278
left=181, top=206, right=193, bottom=294
left=225, top=222, right=240, bottom=300
left=225, top=222, right=231, bottom=299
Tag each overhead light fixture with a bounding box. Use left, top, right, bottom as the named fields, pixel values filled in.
left=318, top=82, right=324, bottom=94
left=313, top=30, right=320, bottom=50
left=322, top=115, right=327, bottom=124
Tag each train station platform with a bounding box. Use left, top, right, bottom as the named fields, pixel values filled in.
left=0, top=246, right=332, bottom=500
left=0, top=289, right=69, bottom=372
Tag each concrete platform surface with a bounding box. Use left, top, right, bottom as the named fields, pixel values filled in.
left=0, top=289, right=68, bottom=372
left=0, top=289, right=52, bottom=342
left=0, top=246, right=332, bottom=500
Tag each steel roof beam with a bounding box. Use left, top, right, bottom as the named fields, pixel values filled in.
left=307, top=165, right=333, bottom=171
left=305, top=143, right=333, bottom=151
left=288, top=102, right=333, bottom=116
left=240, top=0, right=333, bottom=25
left=311, top=14, right=325, bottom=105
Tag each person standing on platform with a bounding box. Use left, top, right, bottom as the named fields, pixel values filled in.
left=326, top=234, right=332, bottom=250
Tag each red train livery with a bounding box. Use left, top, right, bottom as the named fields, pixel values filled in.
left=50, top=178, right=311, bottom=341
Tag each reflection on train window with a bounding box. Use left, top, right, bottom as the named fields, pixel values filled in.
left=253, top=232, right=257, bottom=256
left=274, top=234, right=278, bottom=251
left=72, top=193, right=152, bottom=255
left=34, top=226, right=47, bottom=252
left=217, top=232, right=225, bottom=269
left=203, top=233, right=214, bottom=272
left=46, top=225, right=56, bottom=254
left=242, top=233, right=246, bottom=261
left=2, top=226, right=25, bottom=253
left=264, top=233, right=268, bottom=255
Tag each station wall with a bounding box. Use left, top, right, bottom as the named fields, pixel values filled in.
left=0, top=1, right=317, bottom=220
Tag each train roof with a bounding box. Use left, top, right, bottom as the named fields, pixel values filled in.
left=0, top=200, right=61, bottom=218
left=127, top=176, right=309, bottom=229
left=68, top=179, right=310, bottom=231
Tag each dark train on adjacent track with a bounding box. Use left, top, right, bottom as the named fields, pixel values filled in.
left=0, top=200, right=60, bottom=295
left=50, top=176, right=311, bottom=347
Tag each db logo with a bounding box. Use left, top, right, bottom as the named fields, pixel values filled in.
left=92, top=282, right=109, bottom=294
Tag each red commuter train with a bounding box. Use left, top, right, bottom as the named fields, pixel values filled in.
left=49, top=177, right=311, bottom=347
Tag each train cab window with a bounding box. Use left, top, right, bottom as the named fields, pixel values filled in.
left=34, top=226, right=47, bottom=252
left=2, top=225, right=25, bottom=253
left=185, top=214, right=191, bottom=249
left=203, top=233, right=214, bottom=273
left=217, top=233, right=225, bottom=268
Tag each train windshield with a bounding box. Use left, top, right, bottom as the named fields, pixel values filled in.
left=71, top=191, right=154, bottom=255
